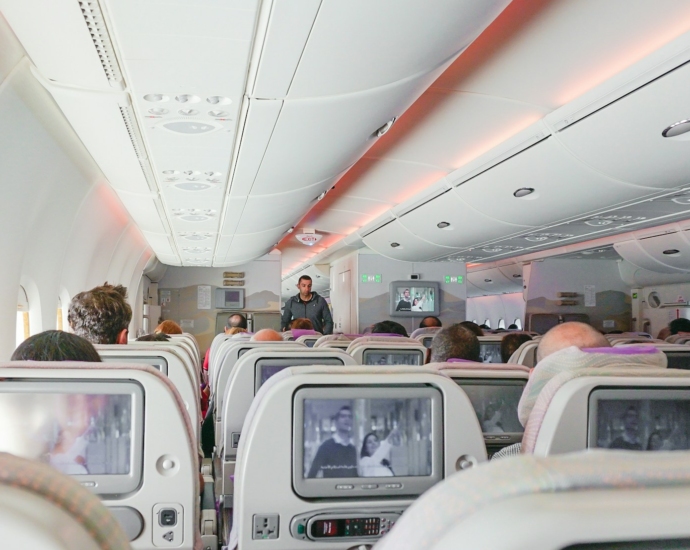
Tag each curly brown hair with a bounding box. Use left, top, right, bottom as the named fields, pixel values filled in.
left=68, top=283, right=132, bottom=344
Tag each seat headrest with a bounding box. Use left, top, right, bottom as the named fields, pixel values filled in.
left=518, top=345, right=667, bottom=426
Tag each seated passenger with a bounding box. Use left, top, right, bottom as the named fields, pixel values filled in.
left=226, top=327, right=249, bottom=336
left=459, top=321, right=484, bottom=337
left=657, top=326, right=672, bottom=340
left=154, top=319, right=182, bottom=334
left=68, top=283, right=131, bottom=345
left=11, top=330, right=101, bottom=362
left=371, top=320, right=408, bottom=337
left=226, top=313, right=248, bottom=332
left=500, top=332, right=533, bottom=363
left=251, top=329, right=283, bottom=342
left=669, top=318, right=690, bottom=335
left=507, top=323, right=518, bottom=330
left=493, top=322, right=611, bottom=459
left=429, top=324, right=480, bottom=363
left=291, top=318, right=314, bottom=330
left=136, top=333, right=171, bottom=342
left=419, top=316, right=442, bottom=329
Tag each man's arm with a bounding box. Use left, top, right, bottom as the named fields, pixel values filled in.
left=280, top=299, right=293, bottom=332
left=321, top=298, right=334, bottom=335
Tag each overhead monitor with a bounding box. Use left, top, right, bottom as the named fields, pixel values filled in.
left=100, top=354, right=168, bottom=375
left=454, top=378, right=525, bottom=445
left=389, top=281, right=440, bottom=318
left=478, top=342, right=502, bottom=364
left=255, top=356, right=346, bottom=393
left=215, top=288, right=245, bottom=310
left=0, top=380, right=144, bottom=495
left=362, top=349, right=424, bottom=366
left=588, top=388, right=690, bottom=451
left=294, top=386, right=443, bottom=498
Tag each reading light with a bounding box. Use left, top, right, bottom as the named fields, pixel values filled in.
left=390, top=242, right=401, bottom=248
left=175, top=94, right=200, bottom=103
left=663, top=249, right=680, bottom=255
left=524, top=236, right=548, bottom=242
left=437, top=221, right=451, bottom=229
left=672, top=196, right=690, bottom=205
left=174, top=182, right=213, bottom=191
left=513, top=187, right=534, bottom=198
left=513, top=274, right=522, bottom=278
left=662, top=120, right=690, bottom=138
left=148, top=108, right=168, bottom=115
left=208, top=110, right=229, bottom=117
left=207, top=96, right=232, bottom=105
left=585, top=219, right=613, bottom=226
left=178, top=109, right=199, bottom=116
left=484, top=279, right=493, bottom=283
left=162, top=170, right=179, bottom=175
left=144, top=94, right=167, bottom=102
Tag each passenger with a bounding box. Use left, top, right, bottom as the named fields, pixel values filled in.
left=429, top=324, right=480, bottom=363
left=281, top=275, right=333, bottom=334
left=306, top=406, right=358, bottom=478
left=500, top=333, right=533, bottom=363
left=226, top=313, right=248, bottom=331
left=536, top=321, right=610, bottom=362
left=419, top=316, right=442, bottom=329
left=459, top=321, right=484, bottom=337
left=154, top=320, right=182, bottom=334
left=291, top=318, right=314, bottom=330
left=11, top=330, right=101, bottom=362
left=226, top=327, right=248, bottom=336
left=493, top=322, right=610, bottom=460
left=67, top=283, right=131, bottom=345
left=657, top=326, right=672, bottom=340
left=251, top=329, right=283, bottom=342
left=507, top=323, right=518, bottom=330
left=478, top=324, right=490, bottom=330
left=371, top=320, right=408, bottom=337
left=669, top=318, right=690, bottom=335
left=136, top=333, right=171, bottom=342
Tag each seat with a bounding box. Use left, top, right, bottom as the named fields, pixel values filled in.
left=228, top=365, right=486, bottom=549
left=410, top=327, right=441, bottom=349
left=432, top=362, right=529, bottom=457
left=373, top=451, right=690, bottom=550
left=0, top=361, right=202, bottom=550
left=616, top=342, right=690, bottom=370
left=294, top=331, right=322, bottom=347
left=507, top=340, right=539, bottom=368
left=96, top=344, right=201, bottom=441
left=347, top=337, right=427, bottom=366
left=218, top=349, right=359, bottom=511
left=313, top=334, right=357, bottom=350
left=0, top=451, right=131, bottom=550
left=528, top=313, right=560, bottom=334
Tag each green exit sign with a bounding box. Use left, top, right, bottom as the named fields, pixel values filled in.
left=445, top=275, right=464, bottom=284
left=361, top=274, right=382, bottom=283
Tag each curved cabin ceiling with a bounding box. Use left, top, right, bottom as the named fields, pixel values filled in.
left=2, top=0, right=690, bottom=274
left=280, top=0, right=690, bottom=278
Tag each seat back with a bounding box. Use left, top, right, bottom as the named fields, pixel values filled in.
left=410, top=327, right=441, bottom=349
left=219, top=349, right=359, bottom=496
left=295, top=333, right=322, bottom=347
left=373, top=451, right=690, bottom=550
left=96, top=345, right=200, bottom=441
left=0, top=362, right=199, bottom=550
left=616, top=342, right=690, bottom=370
left=432, top=362, right=529, bottom=457
left=313, top=334, right=355, bottom=348
left=528, top=313, right=560, bottom=334
left=507, top=340, right=539, bottom=367
left=229, top=366, right=486, bottom=549
left=477, top=335, right=506, bottom=363
left=348, top=340, right=428, bottom=366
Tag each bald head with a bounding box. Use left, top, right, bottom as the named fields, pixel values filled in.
left=251, top=329, right=283, bottom=342
left=537, top=322, right=610, bottom=362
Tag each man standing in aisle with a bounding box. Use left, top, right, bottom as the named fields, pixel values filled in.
left=281, top=275, right=333, bottom=334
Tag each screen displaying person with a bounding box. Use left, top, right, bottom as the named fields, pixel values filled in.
left=609, top=407, right=642, bottom=450
left=396, top=289, right=412, bottom=312
left=359, top=427, right=401, bottom=477
left=306, top=406, right=358, bottom=478
left=481, top=403, right=505, bottom=434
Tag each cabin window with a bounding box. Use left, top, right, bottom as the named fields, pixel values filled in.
left=16, top=286, right=29, bottom=347
left=483, top=319, right=491, bottom=328
left=514, top=318, right=523, bottom=330
left=472, top=319, right=478, bottom=324
left=56, top=297, right=63, bottom=331
left=498, top=318, right=505, bottom=329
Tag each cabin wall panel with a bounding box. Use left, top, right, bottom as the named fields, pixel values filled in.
left=356, top=252, right=466, bottom=334
left=158, top=256, right=281, bottom=352
left=465, top=293, right=525, bottom=329
left=639, top=282, right=690, bottom=338
left=525, top=259, right=632, bottom=333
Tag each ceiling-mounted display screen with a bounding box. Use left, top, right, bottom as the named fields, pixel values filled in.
left=389, top=281, right=440, bottom=318
left=215, top=288, right=245, bottom=309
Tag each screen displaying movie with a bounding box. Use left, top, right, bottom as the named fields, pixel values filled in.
left=478, top=342, right=502, bottom=364
left=362, top=350, right=423, bottom=366
left=589, top=390, right=690, bottom=451
left=255, top=357, right=345, bottom=391
left=664, top=352, right=690, bottom=371
left=0, top=387, right=135, bottom=476
left=455, top=379, right=525, bottom=434
left=302, top=397, right=433, bottom=479
left=393, top=286, right=435, bottom=313
left=101, top=354, right=168, bottom=374
left=421, top=336, right=434, bottom=349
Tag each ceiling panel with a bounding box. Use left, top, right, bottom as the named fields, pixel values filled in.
left=362, top=219, right=460, bottom=261
left=557, top=61, right=690, bottom=189
left=288, top=0, right=511, bottom=97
